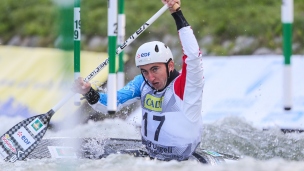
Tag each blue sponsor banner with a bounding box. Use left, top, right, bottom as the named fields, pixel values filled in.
left=0, top=97, right=35, bottom=118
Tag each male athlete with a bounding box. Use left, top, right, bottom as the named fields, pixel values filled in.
left=72, top=0, right=204, bottom=161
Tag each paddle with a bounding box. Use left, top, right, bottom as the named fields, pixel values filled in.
left=0, top=3, right=180, bottom=162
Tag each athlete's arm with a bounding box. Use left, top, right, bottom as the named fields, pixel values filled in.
left=172, top=10, right=204, bottom=122
left=89, top=75, right=144, bottom=113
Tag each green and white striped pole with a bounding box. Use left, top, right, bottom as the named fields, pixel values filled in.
left=55, top=0, right=73, bottom=51
left=282, top=0, right=293, bottom=110
left=117, top=0, right=125, bottom=89
left=108, top=0, right=118, bottom=114
left=74, top=0, right=81, bottom=106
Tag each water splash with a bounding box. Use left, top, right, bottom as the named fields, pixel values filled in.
left=200, top=116, right=304, bottom=161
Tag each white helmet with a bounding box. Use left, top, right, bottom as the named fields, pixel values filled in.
left=135, top=41, right=173, bottom=67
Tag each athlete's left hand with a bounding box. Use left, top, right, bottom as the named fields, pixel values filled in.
left=71, top=77, right=92, bottom=95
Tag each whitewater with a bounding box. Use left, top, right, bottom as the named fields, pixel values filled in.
left=1, top=114, right=304, bottom=171
left=1, top=56, right=304, bottom=170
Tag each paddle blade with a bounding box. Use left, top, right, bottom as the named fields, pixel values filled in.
left=0, top=110, right=54, bottom=162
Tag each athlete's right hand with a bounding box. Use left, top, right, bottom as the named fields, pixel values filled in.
left=161, top=0, right=180, bottom=13
left=72, top=77, right=92, bottom=95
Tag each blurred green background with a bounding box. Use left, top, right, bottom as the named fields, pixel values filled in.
left=0, top=0, right=304, bottom=56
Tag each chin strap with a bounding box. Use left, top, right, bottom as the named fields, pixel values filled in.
left=165, top=69, right=180, bottom=87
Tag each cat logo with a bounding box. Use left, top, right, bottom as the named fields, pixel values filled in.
left=144, top=94, right=163, bottom=112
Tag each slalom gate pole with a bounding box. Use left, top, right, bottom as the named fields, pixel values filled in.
left=107, top=0, right=118, bottom=114
left=117, top=0, right=125, bottom=90
left=282, top=0, right=293, bottom=110
left=74, top=0, right=81, bottom=106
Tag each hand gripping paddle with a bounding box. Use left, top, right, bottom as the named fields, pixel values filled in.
left=0, top=3, right=180, bottom=162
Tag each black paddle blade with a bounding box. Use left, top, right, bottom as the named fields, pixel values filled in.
left=0, top=110, right=54, bottom=162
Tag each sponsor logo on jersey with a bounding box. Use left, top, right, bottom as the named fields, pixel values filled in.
left=13, top=127, right=35, bottom=150
left=27, top=118, right=46, bottom=136
left=1, top=134, right=17, bottom=153
left=144, top=94, right=163, bottom=112
left=0, top=146, right=8, bottom=160
left=145, top=140, right=172, bottom=153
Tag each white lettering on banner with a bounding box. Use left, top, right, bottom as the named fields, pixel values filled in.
left=13, top=127, right=35, bottom=150
left=0, top=146, right=8, bottom=159
left=27, top=118, right=46, bottom=136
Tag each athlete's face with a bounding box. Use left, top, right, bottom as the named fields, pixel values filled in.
left=140, top=61, right=174, bottom=91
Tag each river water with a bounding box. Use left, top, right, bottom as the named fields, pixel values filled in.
left=1, top=115, right=304, bottom=171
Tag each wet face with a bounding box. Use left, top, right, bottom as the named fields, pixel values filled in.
left=139, top=62, right=173, bottom=91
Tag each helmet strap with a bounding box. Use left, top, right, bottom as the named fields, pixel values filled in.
left=165, top=58, right=173, bottom=78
